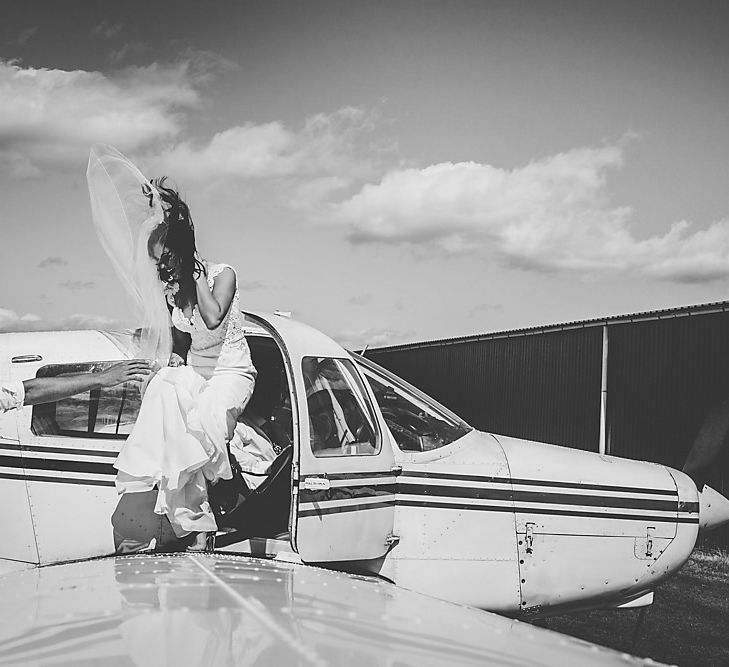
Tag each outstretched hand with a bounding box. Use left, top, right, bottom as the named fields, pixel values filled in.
left=97, top=360, right=154, bottom=388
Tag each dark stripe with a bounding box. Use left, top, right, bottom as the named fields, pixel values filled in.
left=679, top=501, right=700, bottom=514
left=0, top=442, right=119, bottom=458
left=298, top=500, right=395, bottom=518
left=300, top=479, right=680, bottom=511
left=402, top=469, right=677, bottom=497
left=300, top=483, right=395, bottom=504
left=395, top=499, right=696, bottom=524
left=397, top=482, right=677, bottom=512
left=0, top=472, right=115, bottom=487
left=0, top=455, right=114, bottom=476
left=513, top=490, right=676, bottom=512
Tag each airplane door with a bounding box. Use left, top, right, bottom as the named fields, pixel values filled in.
left=246, top=313, right=396, bottom=563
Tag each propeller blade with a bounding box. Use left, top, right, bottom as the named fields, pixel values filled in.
left=683, top=397, right=729, bottom=488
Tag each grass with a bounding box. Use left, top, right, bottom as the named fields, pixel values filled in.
left=538, top=549, right=729, bottom=666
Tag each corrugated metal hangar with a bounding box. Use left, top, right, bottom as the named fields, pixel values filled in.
left=366, top=301, right=729, bottom=547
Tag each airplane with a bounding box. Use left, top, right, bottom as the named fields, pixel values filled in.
left=1, top=309, right=728, bottom=630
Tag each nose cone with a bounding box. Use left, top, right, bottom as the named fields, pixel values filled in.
left=698, top=485, right=729, bottom=533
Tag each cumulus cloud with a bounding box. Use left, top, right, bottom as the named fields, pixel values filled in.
left=332, top=143, right=729, bottom=283
left=38, top=256, right=68, bottom=269
left=0, top=308, right=121, bottom=333
left=0, top=54, right=377, bottom=200
left=0, top=58, right=204, bottom=176
left=149, top=107, right=380, bottom=195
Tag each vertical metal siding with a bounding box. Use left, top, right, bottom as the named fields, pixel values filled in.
left=607, top=313, right=729, bottom=468
left=607, top=312, right=729, bottom=546
left=368, top=327, right=603, bottom=451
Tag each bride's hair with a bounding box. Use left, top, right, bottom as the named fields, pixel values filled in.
left=146, top=177, right=205, bottom=284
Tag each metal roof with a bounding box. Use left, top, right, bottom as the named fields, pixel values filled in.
left=370, top=300, right=729, bottom=352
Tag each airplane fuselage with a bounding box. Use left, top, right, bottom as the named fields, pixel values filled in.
left=0, top=320, right=725, bottom=618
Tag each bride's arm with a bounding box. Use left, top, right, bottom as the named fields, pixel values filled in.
left=195, top=267, right=236, bottom=330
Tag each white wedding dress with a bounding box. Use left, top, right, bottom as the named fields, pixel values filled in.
left=114, top=263, right=257, bottom=537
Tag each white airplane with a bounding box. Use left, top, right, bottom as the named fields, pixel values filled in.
left=0, top=311, right=727, bottom=634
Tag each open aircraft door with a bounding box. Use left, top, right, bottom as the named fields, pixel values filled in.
left=247, top=313, right=396, bottom=564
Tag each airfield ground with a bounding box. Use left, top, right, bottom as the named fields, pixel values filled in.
left=538, top=549, right=729, bottom=666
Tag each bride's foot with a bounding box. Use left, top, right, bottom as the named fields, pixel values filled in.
left=186, top=531, right=215, bottom=552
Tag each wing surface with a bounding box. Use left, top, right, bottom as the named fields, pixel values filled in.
left=0, top=554, right=653, bottom=666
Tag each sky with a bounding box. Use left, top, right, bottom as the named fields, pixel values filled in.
left=1, top=0, right=729, bottom=348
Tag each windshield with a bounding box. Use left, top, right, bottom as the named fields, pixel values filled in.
left=353, top=354, right=471, bottom=452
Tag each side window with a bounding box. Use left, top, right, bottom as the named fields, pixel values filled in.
left=302, top=357, right=380, bottom=457
left=31, top=362, right=141, bottom=439
left=356, top=357, right=471, bottom=452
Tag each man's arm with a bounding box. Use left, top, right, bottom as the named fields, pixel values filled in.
left=22, top=359, right=152, bottom=406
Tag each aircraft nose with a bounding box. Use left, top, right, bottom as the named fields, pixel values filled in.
left=698, top=485, right=729, bottom=533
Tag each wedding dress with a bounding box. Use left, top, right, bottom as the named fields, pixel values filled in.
left=114, top=263, right=257, bottom=536
left=87, top=145, right=257, bottom=537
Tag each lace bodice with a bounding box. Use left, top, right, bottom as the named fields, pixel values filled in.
left=171, top=262, right=250, bottom=363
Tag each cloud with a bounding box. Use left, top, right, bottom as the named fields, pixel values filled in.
left=60, top=280, right=96, bottom=291
left=109, top=42, right=148, bottom=65
left=333, top=326, right=416, bottom=350
left=348, top=294, right=373, bottom=306
left=0, top=308, right=121, bottom=332
left=16, top=27, right=38, bottom=45
left=0, top=309, right=23, bottom=330
left=0, top=58, right=205, bottom=176
left=38, top=256, right=68, bottom=269
left=91, top=21, right=123, bottom=39
left=148, top=107, right=381, bottom=197
left=332, top=142, right=729, bottom=283
left=0, top=51, right=348, bottom=187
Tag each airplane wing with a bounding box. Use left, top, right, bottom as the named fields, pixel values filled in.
left=0, top=553, right=654, bottom=666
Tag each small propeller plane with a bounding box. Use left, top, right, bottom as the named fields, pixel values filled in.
left=1, top=310, right=727, bottom=642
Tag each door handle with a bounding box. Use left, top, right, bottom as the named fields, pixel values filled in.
left=301, top=476, right=331, bottom=491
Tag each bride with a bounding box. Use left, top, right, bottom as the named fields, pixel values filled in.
left=87, top=145, right=257, bottom=551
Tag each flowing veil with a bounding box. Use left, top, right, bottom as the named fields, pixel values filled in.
left=87, top=145, right=172, bottom=365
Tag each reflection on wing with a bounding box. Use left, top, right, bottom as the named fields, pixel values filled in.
left=0, top=554, right=647, bottom=666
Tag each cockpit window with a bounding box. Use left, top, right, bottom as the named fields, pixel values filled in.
left=302, top=357, right=380, bottom=457
left=32, top=362, right=141, bottom=439
left=354, top=354, right=471, bottom=452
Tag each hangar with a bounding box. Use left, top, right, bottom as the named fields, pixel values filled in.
left=366, top=301, right=729, bottom=548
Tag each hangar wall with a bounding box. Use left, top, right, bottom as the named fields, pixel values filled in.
left=366, top=302, right=729, bottom=548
